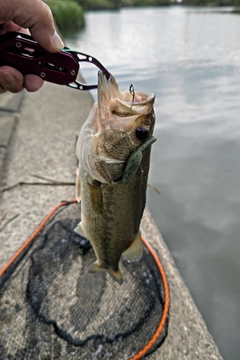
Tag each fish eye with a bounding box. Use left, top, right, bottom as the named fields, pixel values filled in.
left=136, top=127, right=149, bottom=140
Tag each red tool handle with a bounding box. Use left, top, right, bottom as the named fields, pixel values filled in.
left=0, top=32, right=79, bottom=85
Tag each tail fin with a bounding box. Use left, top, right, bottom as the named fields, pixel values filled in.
left=107, top=268, right=123, bottom=284
left=89, top=261, right=123, bottom=284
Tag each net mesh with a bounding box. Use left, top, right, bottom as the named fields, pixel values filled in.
left=0, top=201, right=169, bottom=360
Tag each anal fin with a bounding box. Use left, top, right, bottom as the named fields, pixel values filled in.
left=123, top=231, right=143, bottom=261
left=74, top=221, right=85, bottom=237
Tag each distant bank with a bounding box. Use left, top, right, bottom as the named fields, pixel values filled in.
left=44, top=0, right=240, bottom=35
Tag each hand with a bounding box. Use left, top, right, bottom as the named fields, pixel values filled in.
left=0, top=0, right=64, bottom=94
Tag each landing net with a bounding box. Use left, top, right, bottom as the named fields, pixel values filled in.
left=0, top=200, right=169, bottom=360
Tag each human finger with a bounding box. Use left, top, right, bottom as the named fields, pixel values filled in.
left=24, top=74, right=44, bottom=92
left=0, top=0, right=64, bottom=52
left=0, top=66, right=23, bottom=93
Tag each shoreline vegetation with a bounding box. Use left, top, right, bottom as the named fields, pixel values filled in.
left=44, top=0, right=85, bottom=34
left=44, top=0, right=240, bottom=33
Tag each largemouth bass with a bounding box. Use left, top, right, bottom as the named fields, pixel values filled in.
left=75, top=71, right=156, bottom=284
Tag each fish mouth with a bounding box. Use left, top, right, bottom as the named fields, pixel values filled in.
left=98, top=70, right=155, bottom=120
left=98, top=70, right=154, bottom=105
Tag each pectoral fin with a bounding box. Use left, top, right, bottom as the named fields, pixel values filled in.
left=121, top=150, right=142, bottom=184
left=121, top=136, right=156, bottom=184
left=89, top=261, right=123, bottom=284
left=123, top=231, right=143, bottom=261
left=74, top=221, right=85, bottom=237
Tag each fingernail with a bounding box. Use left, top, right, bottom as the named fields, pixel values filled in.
left=0, top=72, right=16, bottom=89
left=52, top=32, right=64, bottom=50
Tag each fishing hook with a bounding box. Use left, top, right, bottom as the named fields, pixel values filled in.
left=129, top=84, right=135, bottom=108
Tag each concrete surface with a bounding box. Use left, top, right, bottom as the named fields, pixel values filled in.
left=0, top=91, right=23, bottom=113
left=0, top=91, right=23, bottom=188
left=0, top=83, right=224, bottom=360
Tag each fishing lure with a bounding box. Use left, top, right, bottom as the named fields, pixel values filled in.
left=0, top=32, right=110, bottom=90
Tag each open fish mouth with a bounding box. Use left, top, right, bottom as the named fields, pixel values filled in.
left=98, top=70, right=155, bottom=112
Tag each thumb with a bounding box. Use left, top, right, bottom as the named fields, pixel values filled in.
left=2, top=0, right=64, bottom=52
left=28, top=2, right=64, bottom=52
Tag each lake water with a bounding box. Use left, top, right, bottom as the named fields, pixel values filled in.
left=67, top=7, right=240, bottom=360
